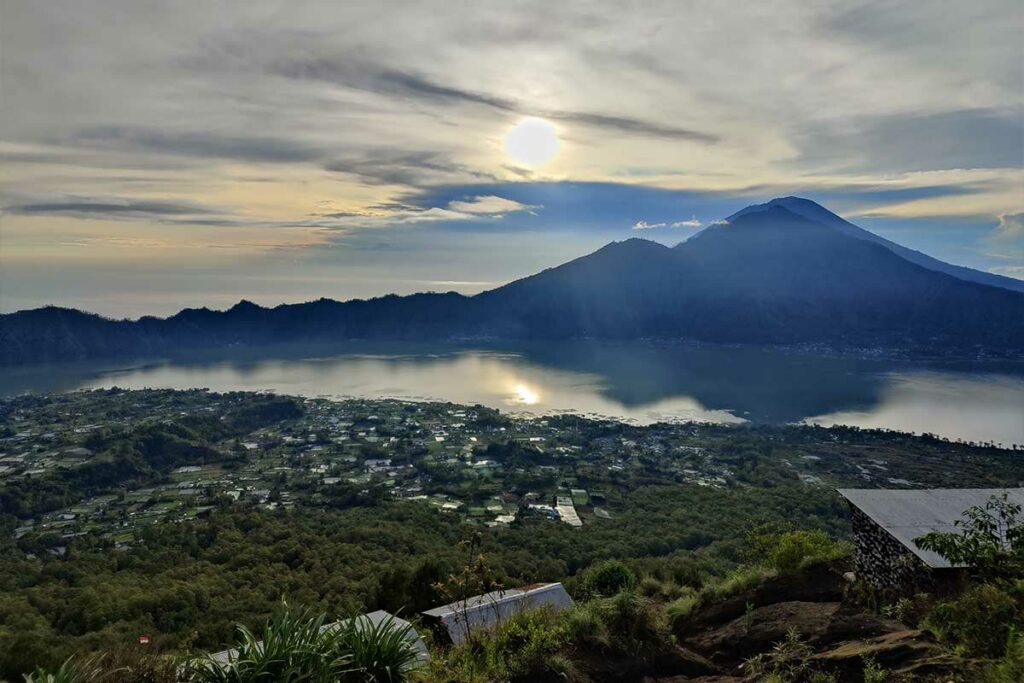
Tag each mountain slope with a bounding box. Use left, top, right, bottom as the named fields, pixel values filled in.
left=473, top=205, right=1024, bottom=347
left=728, top=196, right=1024, bottom=293
left=2, top=198, right=1022, bottom=363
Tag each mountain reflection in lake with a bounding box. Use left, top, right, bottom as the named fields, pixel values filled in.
left=2, top=341, right=1022, bottom=446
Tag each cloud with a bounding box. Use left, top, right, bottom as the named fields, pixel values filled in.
left=990, top=265, right=1024, bottom=279
left=270, top=58, right=718, bottom=143
left=793, top=108, right=1023, bottom=174
left=324, top=151, right=496, bottom=186
left=992, top=213, right=1024, bottom=241
left=446, top=195, right=539, bottom=215
left=73, top=127, right=323, bottom=164
left=4, top=195, right=232, bottom=222
left=632, top=221, right=666, bottom=230
left=633, top=216, right=702, bottom=230
left=308, top=195, right=539, bottom=229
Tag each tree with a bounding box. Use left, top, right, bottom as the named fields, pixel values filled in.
left=914, top=493, right=1023, bottom=580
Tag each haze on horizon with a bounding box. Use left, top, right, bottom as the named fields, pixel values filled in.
left=1, top=1, right=1022, bottom=318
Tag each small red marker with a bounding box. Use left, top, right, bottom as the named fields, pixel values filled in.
left=138, top=635, right=150, bottom=645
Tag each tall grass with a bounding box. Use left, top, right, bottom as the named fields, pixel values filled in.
left=185, top=607, right=351, bottom=683
left=185, top=606, right=422, bottom=683
left=427, top=606, right=571, bottom=682
left=22, top=657, right=105, bottom=683
left=337, top=613, right=423, bottom=682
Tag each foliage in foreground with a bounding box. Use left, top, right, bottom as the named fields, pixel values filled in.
left=184, top=606, right=420, bottom=683
left=915, top=492, right=1023, bottom=581
left=665, top=528, right=852, bottom=630
left=911, top=494, right=1024, bottom=660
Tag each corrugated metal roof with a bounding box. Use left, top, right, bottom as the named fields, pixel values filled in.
left=838, top=488, right=1024, bottom=568
left=422, top=582, right=573, bottom=645
left=209, top=610, right=428, bottom=665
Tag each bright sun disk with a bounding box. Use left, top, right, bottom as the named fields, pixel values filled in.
left=503, top=117, right=560, bottom=167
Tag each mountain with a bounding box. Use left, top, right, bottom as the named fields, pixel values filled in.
left=472, top=204, right=1024, bottom=346
left=730, top=197, right=1024, bottom=293
left=2, top=198, right=1023, bottom=364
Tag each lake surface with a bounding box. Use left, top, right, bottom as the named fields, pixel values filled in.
left=3, top=341, right=1023, bottom=446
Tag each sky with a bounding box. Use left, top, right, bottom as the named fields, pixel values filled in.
left=1, top=0, right=1022, bottom=318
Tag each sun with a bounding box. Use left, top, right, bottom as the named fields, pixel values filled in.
left=503, top=117, right=560, bottom=167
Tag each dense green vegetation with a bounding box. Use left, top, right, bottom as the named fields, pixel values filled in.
left=2, top=389, right=1022, bottom=680
left=0, top=483, right=846, bottom=677
left=13, top=518, right=1024, bottom=682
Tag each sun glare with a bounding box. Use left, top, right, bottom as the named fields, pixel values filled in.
left=503, top=117, right=560, bottom=167
left=512, top=383, right=541, bottom=405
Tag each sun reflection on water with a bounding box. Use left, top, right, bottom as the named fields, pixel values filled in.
left=512, top=383, right=540, bottom=405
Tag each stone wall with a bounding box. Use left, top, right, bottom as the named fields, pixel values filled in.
left=849, top=505, right=931, bottom=593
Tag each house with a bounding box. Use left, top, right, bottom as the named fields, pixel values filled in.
left=208, top=610, right=428, bottom=666
left=422, top=582, right=573, bottom=645
left=838, top=487, right=1024, bottom=592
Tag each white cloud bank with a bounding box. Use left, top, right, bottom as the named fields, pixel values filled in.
left=633, top=216, right=702, bottom=230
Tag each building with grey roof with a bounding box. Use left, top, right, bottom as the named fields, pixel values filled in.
left=208, top=610, right=428, bottom=667
left=422, top=582, right=573, bottom=645
left=838, top=488, right=1024, bottom=591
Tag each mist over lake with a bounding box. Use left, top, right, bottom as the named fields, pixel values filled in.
left=4, top=341, right=1022, bottom=446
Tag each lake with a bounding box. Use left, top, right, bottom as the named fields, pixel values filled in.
left=2, top=341, right=1022, bottom=446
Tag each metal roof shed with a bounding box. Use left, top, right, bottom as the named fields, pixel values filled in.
left=838, top=488, right=1024, bottom=568
left=422, top=582, right=573, bottom=645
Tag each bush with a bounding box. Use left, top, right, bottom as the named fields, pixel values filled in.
left=583, top=590, right=671, bottom=656
left=665, top=590, right=701, bottom=629
left=336, top=613, right=423, bottom=682
left=756, top=529, right=851, bottom=574
left=185, top=607, right=350, bottom=683
left=428, top=607, right=570, bottom=682
left=638, top=576, right=687, bottom=601
left=579, top=559, right=636, bottom=599
left=703, top=565, right=777, bottom=603
left=185, top=606, right=421, bottom=683
left=665, top=565, right=778, bottom=634
left=924, top=583, right=1019, bottom=658
left=23, top=657, right=104, bottom=683
left=985, top=628, right=1024, bottom=683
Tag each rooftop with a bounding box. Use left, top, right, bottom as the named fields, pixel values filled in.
left=422, top=582, right=573, bottom=644
left=838, top=487, right=1024, bottom=568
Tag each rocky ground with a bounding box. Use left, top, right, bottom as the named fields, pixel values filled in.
left=573, top=563, right=971, bottom=682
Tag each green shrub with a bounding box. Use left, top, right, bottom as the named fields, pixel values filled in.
left=185, top=606, right=351, bottom=683
left=23, top=657, right=104, bottom=683
left=588, top=590, right=671, bottom=655
left=579, top=559, right=637, bottom=599
left=915, top=493, right=1024, bottom=581
left=564, top=601, right=611, bottom=650
left=185, top=605, right=421, bottom=683
left=638, top=576, right=687, bottom=601
left=924, top=583, right=1019, bottom=658
left=429, top=607, right=570, bottom=682
left=665, top=590, right=701, bottom=630
left=985, top=628, right=1024, bottom=683
left=861, top=655, right=889, bottom=683
left=336, top=613, right=423, bottom=682
left=703, top=565, right=777, bottom=602
left=666, top=565, right=779, bottom=634
left=763, top=530, right=851, bottom=574
left=742, top=628, right=813, bottom=680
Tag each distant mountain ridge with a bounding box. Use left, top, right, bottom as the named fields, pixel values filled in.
left=2, top=198, right=1023, bottom=364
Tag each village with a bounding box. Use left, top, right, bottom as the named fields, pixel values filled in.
left=1, top=388, right=1017, bottom=553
